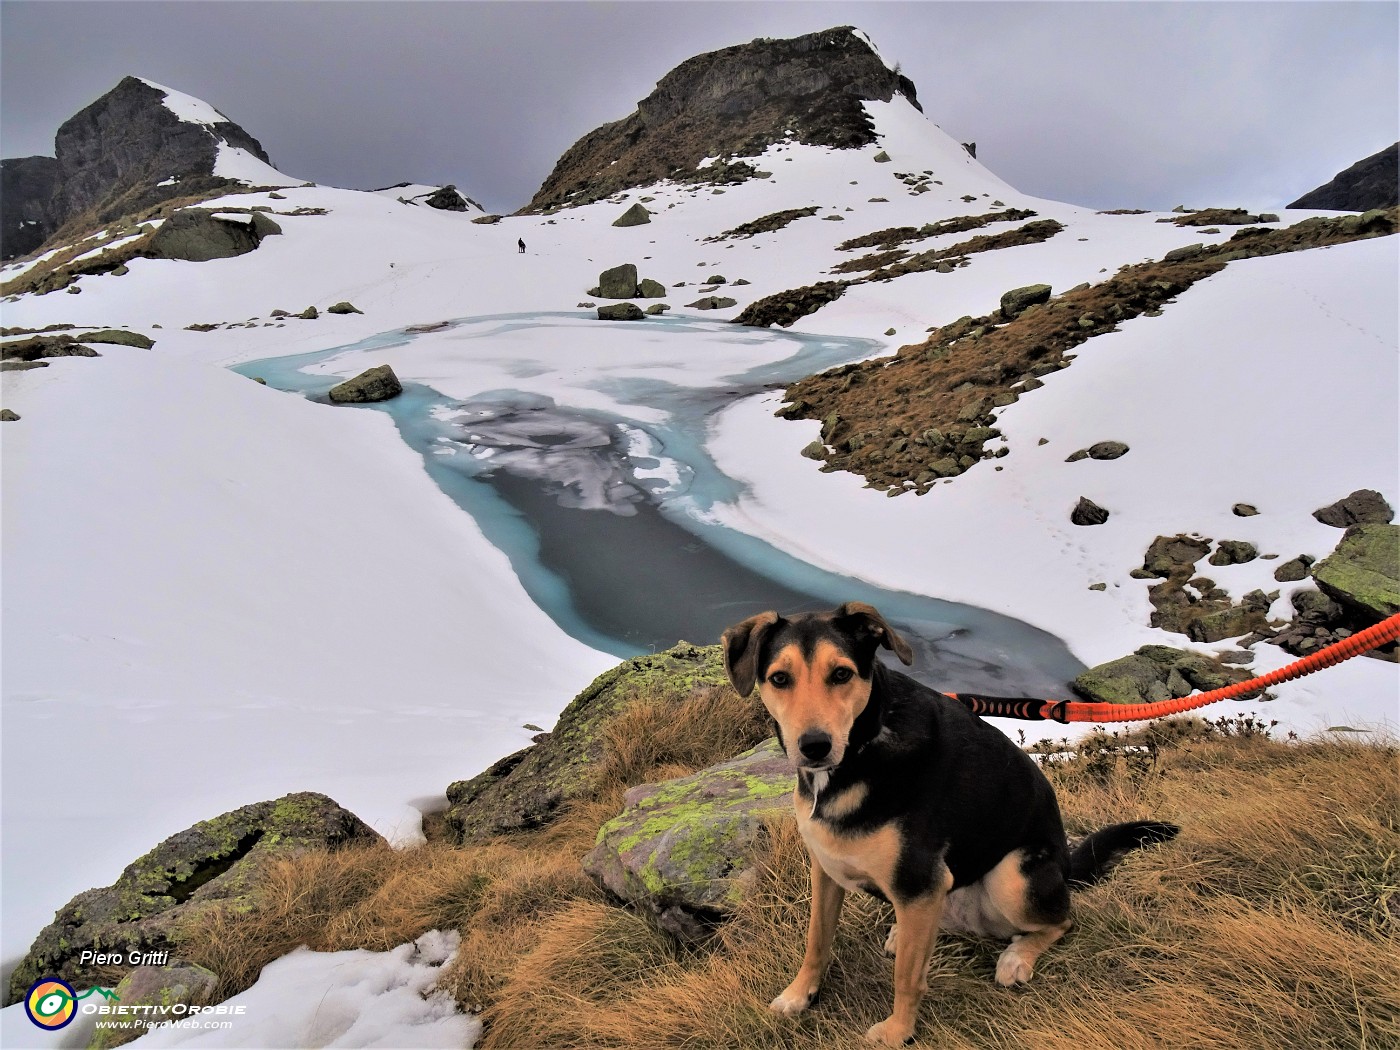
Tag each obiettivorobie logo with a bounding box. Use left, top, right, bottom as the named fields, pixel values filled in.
left=23, top=978, right=120, bottom=1031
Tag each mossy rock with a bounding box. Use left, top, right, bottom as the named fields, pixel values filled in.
left=597, top=302, right=645, bottom=321
left=90, top=962, right=220, bottom=1049
left=443, top=643, right=731, bottom=844
left=5, top=793, right=379, bottom=1007
left=612, top=203, right=652, bottom=227
left=79, top=329, right=155, bottom=349
left=327, top=301, right=362, bottom=315
left=1072, top=646, right=1255, bottom=704
left=583, top=738, right=793, bottom=942
left=999, top=283, right=1053, bottom=319
left=328, top=364, right=402, bottom=402
left=1312, top=523, right=1399, bottom=622
left=636, top=278, right=667, bottom=298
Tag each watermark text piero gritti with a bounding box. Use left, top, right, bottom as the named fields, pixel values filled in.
left=77, top=948, right=171, bottom=966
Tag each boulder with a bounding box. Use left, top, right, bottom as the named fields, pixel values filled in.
left=1209, top=540, right=1259, bottom=566
left=583, top=739, right=793, bottom=942
left=91, top=962, right=220, bottom=1049
left=612, top=203, right=652, bottom=227
left=1088, top=441, right=1130, bottom=460
left=328, top=364, right=402, bottom=402
left=999, top=283, right=1052, bottom=319
left=1071, top=497, right=1110, bottom=526
left=423, top=184, right=472, bottom=211
left=1311, top=524, right=1399, bottom=622
left=1072, top=646, right=1256, bottom=705
left=636, top=278, right=667, bottom=298
left=1312, top=489, right=1394, bottom=527
left=1, top=409, right=19, bottom=421
left=1142, top=534, right=1212, bottom=578
left=597, top=303, right=645, bottom=321
left=144, top=209, right=264, bottom=262
left=686, top=296, right=738, bottom=310
left=598, top=263, right=639, bottom=299
left=644, top=304, right=670, bottom=315
left=444, top=643, right=732, bottom=843
left=5, top=793, right=380, bottom=1006
left=1273, top=555, right=1315, bottom=582
left=297, top=306, right=318, bottom=320
left=327, top=301, right=362, bottom=315
left=79, top=329, right=155, bottom=348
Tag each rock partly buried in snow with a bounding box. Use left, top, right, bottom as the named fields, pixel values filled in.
left=90, top=962, right=220, bottom=1049
left=423, top=184, right=472, bottom=211
left=443, top=643, right=731, bottom=844
left=686, top=296, right=738, bottom=310
left=144, top=208, right=267, bottom=262
left=1, top=409, right=19, bottom=421
left=583, top=738, right=793, bottom=942
left=999, top=283, right=1052, bottom=319
left=597, top=302, right=644, bottom=321
left=1273, top=555, right=1315, bottom=582
left=328, top=364, right=403, bottom=402
left=636, top=278, right=667, bottom=298
left=5, top=792, right=380, bottom=1007
left=598, top=262, right=639, bottom=299
left=1071, top=497, right=1110, bottom=526
left=79, top=328, right=155, bottom=348
left=1142, top=535, right=1212, bottom=578
left=327, top=300, right=362, bottom=315
left=1209, top=539, right=1259, bottom=566
left=612, top=202, right=652, bottom=227
left=1311, top=524, right=1399, bottom=622
left=1072, top=646, right=1257, bottom=705
left=1312, top=489, right=1394, bottom=528
left=645, top=303, right=670, bottom=315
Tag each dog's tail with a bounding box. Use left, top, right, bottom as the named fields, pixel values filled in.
left=1068, top=820, right=1179, bottom=888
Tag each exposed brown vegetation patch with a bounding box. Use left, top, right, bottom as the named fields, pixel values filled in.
left=706, top=206, right=819, bottom=242
left=862, top=219, right=1064, bottom=282
left=733, top=280, right=850, bottom=327
left=779, top=208, right=1398, bottom=493
left=179, top=719, right=1398, bottom=1050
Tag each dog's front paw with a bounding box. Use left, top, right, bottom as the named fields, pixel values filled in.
left=865, top=1016, right=915, bottom=1046
left=769, top=980, right=818, bottom=1017
left=994, top=948, right=1034, bottom=987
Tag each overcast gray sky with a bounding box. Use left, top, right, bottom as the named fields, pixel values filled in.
left=2, top=1, right=1396, bottom=213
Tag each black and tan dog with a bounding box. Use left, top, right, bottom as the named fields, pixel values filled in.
left=723, top=601, right=1177, bottom=1046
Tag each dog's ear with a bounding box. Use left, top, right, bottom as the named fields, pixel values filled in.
left=722, top=611, right=780, bottom=696
left=834, top=602, right=914, bottom=665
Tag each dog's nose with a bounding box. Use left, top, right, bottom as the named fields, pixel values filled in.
left=797, top=730, right=832, bottom=764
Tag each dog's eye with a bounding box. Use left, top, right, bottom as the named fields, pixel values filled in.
left=767, top=671, right=791, bottom=688
left=830, top=667, right=854, bottom=684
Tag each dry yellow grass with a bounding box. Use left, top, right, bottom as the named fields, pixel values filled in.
left=181, top=711, right=1399, bottom=1049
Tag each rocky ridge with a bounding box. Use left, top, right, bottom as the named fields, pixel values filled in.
left=1288, top=142, right=1398, bottom=211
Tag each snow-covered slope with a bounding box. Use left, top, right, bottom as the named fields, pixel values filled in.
left=2, top=36, right=1396, bottom=1018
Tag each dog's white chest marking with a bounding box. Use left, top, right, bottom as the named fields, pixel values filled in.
left=796, top=795, right=899, bottom=897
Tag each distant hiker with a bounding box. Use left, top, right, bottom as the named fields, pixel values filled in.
left=518, top=238, right=526, bottom=253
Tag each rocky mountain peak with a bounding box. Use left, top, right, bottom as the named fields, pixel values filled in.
left=525, top=26, right=920, bottom=212
left=2, top=76, right=280, bottom=260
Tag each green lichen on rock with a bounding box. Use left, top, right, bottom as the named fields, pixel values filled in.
left=1072, top=645, right=1257, bottom=705
left=1312, top=523, right=1399, bottom=622
left=5, top=792, right=378, bottom=1007
left=443, top=642, right=732, bottom=843
left=583, top=739, right=794, bottom=941
left=90, top=962, right=220, bottom=1049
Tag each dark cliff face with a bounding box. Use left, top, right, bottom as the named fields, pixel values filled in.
left=1, top=156, right=61, bottom=259
left=2, top=76, right=278, bottom=260
left=1288, top=142, right=1398, bottom=211
left=524, top=26, right=920, bottom=212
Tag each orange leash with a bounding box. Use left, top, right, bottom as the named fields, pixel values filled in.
left=952, top=612, right=1400, bottom=724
